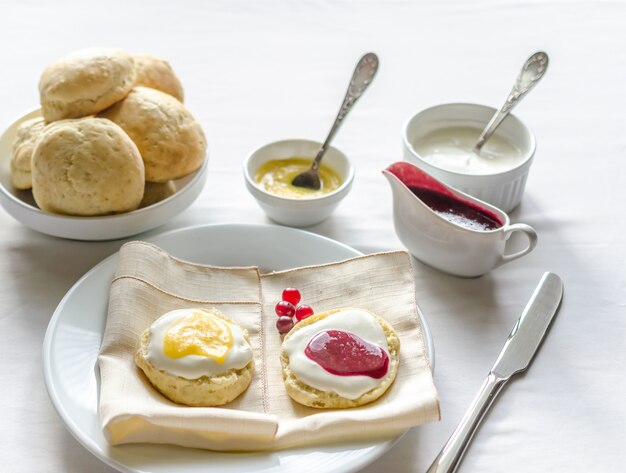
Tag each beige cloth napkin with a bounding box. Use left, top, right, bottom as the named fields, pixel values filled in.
left=98, top=242, right=440, bottom=451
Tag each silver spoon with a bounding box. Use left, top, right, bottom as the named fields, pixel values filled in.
left=291, top=52, right=379, bottom=190
left=474, top=51, right=549, bottom=154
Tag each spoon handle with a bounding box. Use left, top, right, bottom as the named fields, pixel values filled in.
left=311, top=52, right=379, bottom=170
left=474, top=51, right=549, bottom=153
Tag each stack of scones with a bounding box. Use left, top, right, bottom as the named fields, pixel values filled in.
left=11, top=48, right=206, bottom=215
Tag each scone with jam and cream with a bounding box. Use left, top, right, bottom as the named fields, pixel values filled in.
left=280, top=308, right=400, bottom=409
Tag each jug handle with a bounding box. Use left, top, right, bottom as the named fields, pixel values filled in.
left=497, top=223, right=538, bottom=266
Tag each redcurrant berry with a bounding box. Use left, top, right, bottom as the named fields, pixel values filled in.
left=275, top=301, right=295, bottom=317
left=295, top=304, right=314, bottom=321
left=276, top=316, right=294, bottom=334
left=282, top=288, right=301, bottom=306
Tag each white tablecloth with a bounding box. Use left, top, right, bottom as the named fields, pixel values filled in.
left=1, top=1, right=624, bottom=471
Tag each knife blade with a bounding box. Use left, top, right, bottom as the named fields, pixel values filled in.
left=491, top=272, right=563, bottom=379
left=426, top=272, right=563, bottom=473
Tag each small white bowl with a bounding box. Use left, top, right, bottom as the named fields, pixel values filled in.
left=403, top=103, right=536, bottom=212
left=0, top=108, right=208, bottom=241
left=244, top=139, right=354, bottom=227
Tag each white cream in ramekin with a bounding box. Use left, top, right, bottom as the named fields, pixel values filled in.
left=403, top=103, right=536, bottom=212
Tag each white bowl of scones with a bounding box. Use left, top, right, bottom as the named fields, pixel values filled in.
left=0, top=48, right=208, bottom=241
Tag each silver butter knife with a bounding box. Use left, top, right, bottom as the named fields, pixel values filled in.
left=426, top=272, right=564, bottom=473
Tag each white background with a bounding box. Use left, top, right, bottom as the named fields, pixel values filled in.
left=0, top=0, right=625, bottom=471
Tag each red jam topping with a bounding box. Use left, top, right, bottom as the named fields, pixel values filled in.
left=409, top=187, right=502, bottom=231
left=304, top=330, right=389, bottom=379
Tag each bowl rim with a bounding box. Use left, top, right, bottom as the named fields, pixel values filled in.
left=402, top=102, right=537, bottom=178
left=0, top=158, right=209, bottom=223
left=243, top=138, right=355, bottom=203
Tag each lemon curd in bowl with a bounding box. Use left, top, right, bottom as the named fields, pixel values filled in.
left=244, top=139, right=354, bottom=227
left=254, top=157, right=342, bottom=198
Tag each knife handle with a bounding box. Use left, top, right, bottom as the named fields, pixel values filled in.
left=426, top=373, right=508, bottom=473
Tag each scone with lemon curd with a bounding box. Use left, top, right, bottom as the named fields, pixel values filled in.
left=280, top=308, right=400, bottom=409
left=39, top=48, right=136, bottom=122
left=133, top=55, right=184, bottom=102
left=11, top=117, right=46, bottom=189
left=135, top=308, right=254, bottom=407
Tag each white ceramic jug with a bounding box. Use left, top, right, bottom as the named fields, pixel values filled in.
left=383, top=162, right=537, bottom=277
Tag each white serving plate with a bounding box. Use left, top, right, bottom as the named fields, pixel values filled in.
left=0, top=108, right=208, bottom=241
left=43, top=223, right=434, bottom=473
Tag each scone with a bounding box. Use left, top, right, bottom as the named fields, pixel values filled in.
left=39, top=48, right=136, bottom=122
left=280, top=308, right=400, bottom=409
left=11, top=117, right=46, bottom=189
left=139, top=181, right=177, bottom=208
left=31, top=117, right=145, bottom=215
left=135, top=308, right=254, bottom=407
left=99, top=87, right=206, bottom=182
left=134, top=55, right=184, bottom=102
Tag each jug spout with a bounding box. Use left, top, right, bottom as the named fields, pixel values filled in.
left=383, top=161, right=443, bottom=213
left=382, top=162, right=438, bottom=221
left=383, top=162, right=447, bottom=269
left=382, top=166, right=412, bottom=202
left=383, top=162, right=459, bottom=199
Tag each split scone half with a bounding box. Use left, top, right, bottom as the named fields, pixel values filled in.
left=280, top=308, right=400, bottom=409
left=135, top=308, right=254, bottom=407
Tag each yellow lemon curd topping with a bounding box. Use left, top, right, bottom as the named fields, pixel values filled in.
left=163, top=309, right=233, bottom=363
left=254, top=157, right=342, bottom=198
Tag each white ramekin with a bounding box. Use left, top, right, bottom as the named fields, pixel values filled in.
left=402, top=103, right=536, bottom=212
left=244, top=139, right=354, bottom=227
